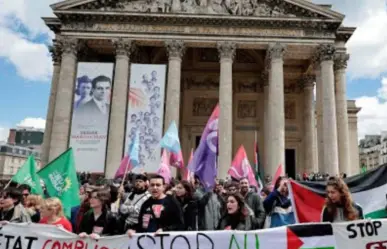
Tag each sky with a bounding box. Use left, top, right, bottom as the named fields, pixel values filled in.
left=0, top=0, right=386, bottom=142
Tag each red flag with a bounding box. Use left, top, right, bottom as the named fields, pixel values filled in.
left=271, top=164, right=284, bottom=186
left=228, top=145, right=258, bottom=188
left=288, top=180, right=325, bottom=223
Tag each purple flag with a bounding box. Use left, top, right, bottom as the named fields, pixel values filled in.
left=188, top=104, right=219, bottom=190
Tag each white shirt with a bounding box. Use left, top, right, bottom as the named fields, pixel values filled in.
left=93, top=98, right=107, bottom=114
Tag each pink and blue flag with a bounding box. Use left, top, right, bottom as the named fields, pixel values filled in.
left=115, top=131, right=140, bottom=178
left=158, top=149, right=171, bottom=184
left=160, top=121, right=184, bottom=168
left=188, top=104, right=219, bottom=190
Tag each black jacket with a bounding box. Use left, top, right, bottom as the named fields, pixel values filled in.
left=217, top=212, right=255, bottom=231
left=321, top=203, right=364, bottom=223
left=244, top=192, right=266, bottom=229
left=177, top=197, right=198, bottom=231
left=136, top=195, right=184, bottom=232
left=79, top=209, right=120, bottom=235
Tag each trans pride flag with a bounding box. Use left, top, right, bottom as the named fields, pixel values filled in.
left=115, top=131, right=140, bottom=178
left=188, top=104, right=219, bottom=190
left=160, top=121, right=184, bottom=168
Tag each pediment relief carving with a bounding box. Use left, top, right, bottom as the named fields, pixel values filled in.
left=64, top=0, right=330, bottom=18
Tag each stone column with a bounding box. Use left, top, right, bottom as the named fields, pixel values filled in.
left=105, top=39, right=133, bottom=179
left=262, top=72, right=269, bottom=178
left=266, top=43, right=286, bottom=177
left=217, top=41, right=236, bottom=179
left=49, top=37, right=79, bottom=161
left=41, top=41, right=62, bottom=166
left=164, top=40, right=185, bottom=177
left=315, top=68, right=324, bottom=172
left=164, top=40, right=185, bottom=130
left=334, top=53, right=351, bottom=175
left=316, top=44, right=339, bottom=176
left=302, top=75, right=317, bottom=173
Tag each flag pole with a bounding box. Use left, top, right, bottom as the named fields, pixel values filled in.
left=115, top=157, right=131, bottom=208
left=3, top=179, right=12, bottom=190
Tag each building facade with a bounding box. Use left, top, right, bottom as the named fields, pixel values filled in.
left=0, top=143, right=42, bottom=180
left=42, top=0, right=361, bottom=179
left=7, top=127, right=44, bottom=150
left=359, top=133, right=387, bottom=170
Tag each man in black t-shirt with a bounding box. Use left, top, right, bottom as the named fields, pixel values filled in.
left=127, top=175, right=184, bottom=236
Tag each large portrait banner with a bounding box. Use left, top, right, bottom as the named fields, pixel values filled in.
left=125, top=64, right=167, bottom=173
left=70, top=62, right=114, bottom=173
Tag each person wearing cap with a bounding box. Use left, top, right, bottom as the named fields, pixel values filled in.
left=74, top=75, right=92, bottom=109
left=119, top=174, right=151, bottom=231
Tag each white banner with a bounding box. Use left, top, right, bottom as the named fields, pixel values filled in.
left=70, top=62, right=114, bottom=173
left=3, top=220, right=384, bottom=249
left=125, top=64, right=167, bottom=173
left=333, top=219, right=386, bottom=249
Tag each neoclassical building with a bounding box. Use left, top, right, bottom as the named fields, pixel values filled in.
left=42, top=0, right=360, bottom=179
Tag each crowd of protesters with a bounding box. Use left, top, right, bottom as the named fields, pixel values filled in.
left=0, top=172, right=364, bottom=237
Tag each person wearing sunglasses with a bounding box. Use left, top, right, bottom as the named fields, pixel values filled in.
left=0, top=187, right=31, bottom=224
left=19, top=184, right=31, bottom=207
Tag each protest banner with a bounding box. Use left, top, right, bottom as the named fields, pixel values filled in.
left=3, top=220, right=387, bottom=249
left=333, top=219, right=387, bottom=249
left=0, top=221, right=344, bottom=249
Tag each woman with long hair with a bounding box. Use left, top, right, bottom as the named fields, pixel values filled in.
left=217, top=193, right=254, bottom=230
left=321, top=176, right=364, bottom=222
left=79, top=189, right=119, bottom=238
left=175, top=180, right=198, bottom=231
left=262, top=176, right=294, bottom=228
left=40, top=198, right=72, bottom=232
left=263, top=176, right=291, bottom=213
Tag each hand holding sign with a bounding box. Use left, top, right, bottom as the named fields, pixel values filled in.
left=127, top=229, right=136, bottom=238
left=79, top=232, right=88, bottom=238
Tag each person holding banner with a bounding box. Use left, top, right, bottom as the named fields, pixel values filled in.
left=0, top=187, right=31, bottom=224
left=175, top=180, right=198, bottom=231
left=217, top=193, right=255, bottom=230
left=25, top=194, right=43, bottom=223
left=79, top=189, right=119, bottom=238
left=321, top=176, right=364, bottom=223
left=239, top=178, right=266, bottom=229
left=127, top=175, right=184, bottom=236
left=40, top=198, right=72, bottom=232
left=119, top=174, right=151, bottom=231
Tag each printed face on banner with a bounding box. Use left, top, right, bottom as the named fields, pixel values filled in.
left=125, top=64, right=167, bottom=173
left=70, top=63, right=114, bottom=173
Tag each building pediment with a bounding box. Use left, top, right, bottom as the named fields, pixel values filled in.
left=51, top=0, right=344, bottom=19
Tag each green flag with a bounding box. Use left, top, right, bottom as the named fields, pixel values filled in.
left=38, top=148, right=80, bottom=217
left=11, top=156, right=43, bottom=195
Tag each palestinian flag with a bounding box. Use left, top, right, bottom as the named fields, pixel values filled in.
left=288, top=164, right=387, bottom=223
left=257, top=223, right=335, bottom=249
left=287, top=223, right=335, bottom=249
